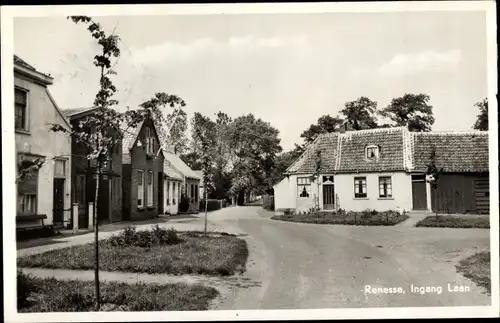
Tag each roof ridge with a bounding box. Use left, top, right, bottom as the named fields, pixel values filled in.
left=413, top=131, right=488, bottom=136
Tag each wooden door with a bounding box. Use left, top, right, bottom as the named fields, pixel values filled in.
left=53, top=178, right=65, bottom=224
left=97, top=178, right=110, bottom=223
left=412, top=175, right=427, bottom=210
left=323, top=185, right=335, bottom=210
left=475, top=178, right=490, bottom=213
left=76, top=174, right=88, bottom=228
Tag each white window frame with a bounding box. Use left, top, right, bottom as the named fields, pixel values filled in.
left=365, top=145, right=380, bottom=160
left=354, top=177, right=367, bottom=198
left=15, top=87, right=29, bottom=131
left=147, top=170, right=154, bottom=207
left=378, top=176, right=393, bottom=198
left=54, top=159, right=67, bottom=178
left=137, top=170, right=144, bottom=207
left=297, top=177, right=311, bottom=198
left=172, top=182, right=177, bottom=204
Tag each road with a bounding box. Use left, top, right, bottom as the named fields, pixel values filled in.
left=193, top=206, right=491, bottom=309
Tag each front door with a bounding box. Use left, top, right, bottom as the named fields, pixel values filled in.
left=97, top=177, right=110, bottom=224
left=412, top=175, right=427, bottom=210
left=53, top=178, right=65, bottom=224
left=76, top=174, right=88, bottom=228
left=323, top=185, right=335, bottom=210
left=158, top=172, right=164, bottom=214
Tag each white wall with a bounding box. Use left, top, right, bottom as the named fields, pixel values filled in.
left=15, top=75, right=72, bottom=226
left=164, top=179, right=179, bottom=215
left=334, top=172, right=412, bottom=212
left=274, top=176, right=295, bottom=211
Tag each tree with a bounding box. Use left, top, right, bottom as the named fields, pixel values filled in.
left=179, top=151, right=203, bottom=170
left=138, top=92, right=187, bottom=158
left=380, top=93, right=435, bottom=132
left=473, top=98, right=488, bottom=131
left=192, top=112, right=217, bottom=234
left=267, top=149, right=302, bottom=187
left=426, top=145, right=444, bottom=218
left=300, top=114, right=344, bottom=144
left=226, top=114, right=283, bottom=203
left=340, top=96, right=379, bottom=130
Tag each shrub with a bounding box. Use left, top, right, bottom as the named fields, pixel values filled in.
left=179, top=194, right=191, bottom=212
left=17, top=270, right=37, bottom=309
left=262, top=195, right=275, bottom=211
left=199, top=199, right=221, bottom=212
left=107, top=226, right=182, bottom=248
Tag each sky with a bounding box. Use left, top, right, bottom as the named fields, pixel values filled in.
left=14, top=11, right=488, bottom=151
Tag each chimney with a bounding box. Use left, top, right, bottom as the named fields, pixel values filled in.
left=340, top=121, right=348, bottom=134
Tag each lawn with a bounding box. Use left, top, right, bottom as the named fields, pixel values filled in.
left=17, top=227, right=249, bottom=276
left=456, top=252, right=491, bottom=294
left=415, top=215, right=490, bottom=228
left=17, top=271, right=219, bottom=312
left=271, top=210, right=409, bottom=226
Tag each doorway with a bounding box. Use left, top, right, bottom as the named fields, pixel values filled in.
left=411, top=174, right=427, bottom=210
left=53, top=178, right=65, bottom=224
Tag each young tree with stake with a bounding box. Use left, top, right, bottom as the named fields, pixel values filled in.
left=192, top=113, right=217, bottom=234
left=426, top=145, right=444, bottom=218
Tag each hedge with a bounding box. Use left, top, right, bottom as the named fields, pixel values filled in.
left=262, top=195, right=274, bottom=211
left=199, top=199, right=222, bottom=212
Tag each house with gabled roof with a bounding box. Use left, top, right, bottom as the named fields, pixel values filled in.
left=63, top=107, right=123, bottom=228
left=163, top=151, right=201, bottom=213
left=121, top=116, right=165, bottom=221
left=14, top=55, right=72, bottom=232
left=274, top=125, right=489, bottom=215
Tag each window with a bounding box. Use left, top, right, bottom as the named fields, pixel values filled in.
left=379, top=176, right=392, bottom=198
left=172, top=182, right=177, bottom=204
left=297, top=177, right=311, bottom=198
left=195, top=185, right=198, bottom=202
left=54, top=159, right=66, bottom=178
left=137, top=170, right=144, bottom=207
left=147, top=171, right=154, bottom=206
left=354, top=177, right=367, bottom=198
left=366, top=145, right=380, bottom=160
left=145, top=128, right=155, bottom=155
left=166, top=181, right=170, bottom=205
left=17, top=166, right=38, bottom=215
left=20, top=194, right=36, bottom=214
left=15, top=88, right=28, bottom=130
left=191, top=184, right=195, bottom=200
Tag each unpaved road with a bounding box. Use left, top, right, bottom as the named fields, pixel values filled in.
left=196, top=206, right=491, bottom=309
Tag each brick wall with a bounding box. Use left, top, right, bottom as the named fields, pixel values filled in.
left=125, top=118, right=165, bottom=221
left=70, top=117, right=123, bottom=224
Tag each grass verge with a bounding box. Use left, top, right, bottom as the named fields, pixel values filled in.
left=415, top=215, right=489, bottom=228
left=456, top=251, right=491, bottom=294
left=18, top=229, right=249, bottom=276
left=17, top=271, right=219, bottom=312
left=271, top=210, right=409, bottom=226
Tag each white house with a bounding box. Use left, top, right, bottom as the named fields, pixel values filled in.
left=163, top=160, right=183, bottom=215
left=274, top=126, right=489, bottom=215
left=163, top=152, right=201, bottom=213
left=15, top=55, right=72, bottom=230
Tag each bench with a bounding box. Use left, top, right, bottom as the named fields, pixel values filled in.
left=16, top=214, right=48, bottom=231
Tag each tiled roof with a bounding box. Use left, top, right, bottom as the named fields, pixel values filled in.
left=62, top=107, right=97, bottom=118
left=14, top=55, right=36, bottom=71
left=337, top=127, right=406, bottom=172
left=412, top=131, right=489, bottom=173
left=164, top=160, right=183, bottom=180
left=287, top=133, right=340, bottom=173
left=287, top=127, right=489, bottom=174
left=121, top=120, right=144, bottom=164
left=164, top=152, right=201, bottom=180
